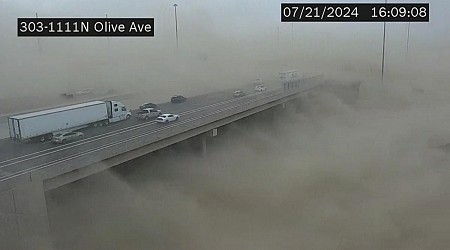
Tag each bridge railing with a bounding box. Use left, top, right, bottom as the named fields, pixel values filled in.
left=0, top=76, right=325, bottom=190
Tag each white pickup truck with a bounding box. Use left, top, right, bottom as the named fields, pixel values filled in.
left=136, top=108, right=162, bottom=120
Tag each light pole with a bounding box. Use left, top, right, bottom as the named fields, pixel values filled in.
left=173, top=4, right=179, bottom=49
left=106, top=13, right=110, bottom=50
left=291, top=23, right=294, bottom=47
left=406, top=22, right=411, bottom=57
left=35, top=12, right=42, bottom=52
left=381, top=0, right=387, bottom=84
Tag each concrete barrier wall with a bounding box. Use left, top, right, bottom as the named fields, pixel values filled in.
left=1, top=76, right=324, bottom=192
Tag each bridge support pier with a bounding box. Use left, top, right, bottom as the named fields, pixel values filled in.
left=201, top=135, right=207, bottom=157
left=200, top=128, right=218, bottom=157
left=0, top=181, right=52, bottom=249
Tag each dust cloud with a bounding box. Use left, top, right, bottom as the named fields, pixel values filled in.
left=3, top=0, right=450, bottom=249
left=46, top=83, right=450, bottom=249
left=2, top=0, right=449, bottom=113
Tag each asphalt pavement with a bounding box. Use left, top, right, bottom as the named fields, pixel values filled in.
left=0, top=83, right=261, bottom=163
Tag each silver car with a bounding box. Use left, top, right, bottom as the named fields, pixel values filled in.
left=136, top=108, right=162, bottom=120
left=233, top=90, right=246, bottom=97
left=52, top=131, right=84, bottom=144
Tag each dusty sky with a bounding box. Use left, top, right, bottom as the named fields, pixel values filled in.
left=1, top=1, right=449, bottom=249
left=1, top=0, right=448, bottom=102
left=46, top=85, right=450, bottom=250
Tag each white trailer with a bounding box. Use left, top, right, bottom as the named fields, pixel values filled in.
left=8, top=100, right=131, bottom=142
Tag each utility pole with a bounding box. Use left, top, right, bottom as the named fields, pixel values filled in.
left=173, top=4, right=179, bottom=49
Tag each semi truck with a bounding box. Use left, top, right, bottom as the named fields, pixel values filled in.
left=8, top=100, right=131, bottom=142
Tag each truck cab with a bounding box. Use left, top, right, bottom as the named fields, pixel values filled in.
left=106, top=101, right=131, bottom=123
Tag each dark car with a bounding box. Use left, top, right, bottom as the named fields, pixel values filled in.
left=139, top=102, right=158, bottom=110
left=171, top=95, right=187, bottom=103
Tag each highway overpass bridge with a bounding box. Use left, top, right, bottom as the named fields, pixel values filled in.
left=0, top=76, right=324, bottom=249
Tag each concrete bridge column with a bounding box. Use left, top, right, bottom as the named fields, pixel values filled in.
left=200, top=128, right=218, bottom=157
left=201, top=135, right=207, bottom=157
left=0, top=181, right=52, bottom=249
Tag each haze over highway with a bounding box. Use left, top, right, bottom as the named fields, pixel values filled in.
left=2, top=0, right=450, bottom=249
left=0, top=83, right=274, bottom=161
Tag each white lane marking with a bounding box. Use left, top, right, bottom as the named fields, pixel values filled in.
left=1, top=86, right=313, bottom=172
left=0, top=92, right=265, bottom=165
left=2, top=92, right=285, bottom=180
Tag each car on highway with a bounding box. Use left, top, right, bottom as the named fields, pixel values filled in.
left=62, top=88, right=93, bottom=99
left=233, top=90, right=246, bottom=98
left=136, top=108, right=162, bottom=120
left=171, top=95, right=187, bottom=103
left=139, top=102, right=158, bottom=110
left=52, top=131, right=84, bottom=144
left=253, top=78, right=263, bottom=85
left=254, top=85, right=267, bottom=92
left=156, top=114, right=180, bottom=123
